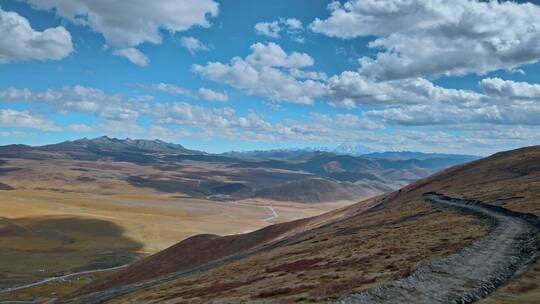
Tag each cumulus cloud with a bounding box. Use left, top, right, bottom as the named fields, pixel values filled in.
left=255, top=21, right=281, bottom=38
left=144, top=102, right=380, bottom=143
left=27, top=0, right=218, bottom=65
left=192, top=42, right=327, bottom=104
left=147, top=102, right=238, bottom=128
left=0, top=85, right=138, bottom=122
left=367, top=102, right=540, bottom=127
left=138, top=83, right=228, bottom=102
left=480, top=77, right=540, bottom=99
left=255, top=18, right=304, bottom=41
left=180, top=36, right=208, bottom=54
left=310, top=0, right=540, bottom=80
left=364, top=78, right=540, bottom=126
left=246, top=42, right=313, bottom=68
left=289, top=69, right=327, bottom=81
left=113, top=48, right=149, bottom=66
left=140, top=83, right=192, bottom=97
left=197, top=88, right=228, bottom=102
left=327, top=71, right=483, bottom=108
left=0, top=109, right=58, bottom=130
left=0, top=7, right=73, bottom=63
left=190, top=42, right=491, bottom=107
left=145, top=125, right=191, bottom=142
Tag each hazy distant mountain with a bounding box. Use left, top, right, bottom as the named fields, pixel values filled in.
left=333, top=142, right=374, bottom=155
left=221, top=143, right=372, bottom=160
left=222, top=144, right=480, bottom=163
left=363, top=151, right=480, bottom=161
left=221, top=148, right=323, bottom=160
left=49, top=136, right=203, bottom=154
left=0, top=137, right=479, bottom=203
left=0, top=136, right=203, bottom=162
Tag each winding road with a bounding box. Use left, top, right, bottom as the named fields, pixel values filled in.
left=229, top=200, right=279, bottom=222
left=0, top=265, right=128, bottom=294
left=339, top=193, right=539, bottom=304
left=264, top=205, right=279, bottom=222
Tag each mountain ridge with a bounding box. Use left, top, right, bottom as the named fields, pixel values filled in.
left=0, top=137, right=480, bottom=203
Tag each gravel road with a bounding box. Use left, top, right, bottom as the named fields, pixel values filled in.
left=339, top=193, right=539, bottom=304
left=0, top=265, right=128, bottom=294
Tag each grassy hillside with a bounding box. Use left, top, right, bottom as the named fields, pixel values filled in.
left=68, top=146, right=540, bottom=303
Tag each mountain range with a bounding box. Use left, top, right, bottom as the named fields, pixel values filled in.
left=0, top=137, right=479, bottom=203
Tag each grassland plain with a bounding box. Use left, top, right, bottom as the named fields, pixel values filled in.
left=0, top=158, right=344, bottom=302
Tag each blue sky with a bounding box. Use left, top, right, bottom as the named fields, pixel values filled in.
left=1, top=0, right=540, bottom=155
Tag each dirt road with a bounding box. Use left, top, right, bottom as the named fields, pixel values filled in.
left=0, top=265, right=128, bottom=294
left=339, top=193, right=539, bottom=304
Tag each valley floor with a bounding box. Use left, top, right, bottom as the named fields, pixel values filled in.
left=0, top=189, right=348, bottom=302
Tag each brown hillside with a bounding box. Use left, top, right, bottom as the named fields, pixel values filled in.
left=74, top=196, right=382, bottom=296
left=255, top=177, right=383, bottom=203
left=67, top=146, right=540, bottom=303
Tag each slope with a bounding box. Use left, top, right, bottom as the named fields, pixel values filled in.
left=62, top=146, right=540, bottom=303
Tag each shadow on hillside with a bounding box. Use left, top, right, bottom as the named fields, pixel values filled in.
left=0, top=215, right=144, bottom=289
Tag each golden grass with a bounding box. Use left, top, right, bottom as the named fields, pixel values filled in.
left=0, top=158, right=346, bottom=301
left=100, top=146, right=540, bottom=303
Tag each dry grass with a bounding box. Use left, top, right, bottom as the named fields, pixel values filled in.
left=107, top=198, right=489, bottom=303
left=100, top=146, right=540, bottom=303
left=0, top=158, right=345, bottom=302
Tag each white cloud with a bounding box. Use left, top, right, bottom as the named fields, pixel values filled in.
left=289, top=69, right=327, bottom=81
left=146, top=125, right=190, bottom=142
left=327, top=71, right=397, bottom=107
left=246, top=42, right=313, bottom=68
left=0, top=85, right=138, bottom=123
left=480, top=77, right=540, bottom=99
left=191, top=42, right=486, bottom=108
left=364, top=78, right=540, bottom=127
left=138, top=83, right=228, bottom=102
left=310, top=0, right=540, bottom=80
left=284, top=18, right=303, bottom=30
left=142, top=102, right=385, bottom=145
left=180, top=36, right=208, bottom=54
left=255, top=21, right=281, bottom=38
left=0, top=7, right=72, bottom=63
left=335, top=113, right=381, bottom=130
left=0, top=109, right=58, bottom=130
left=255, top=18, right=304, bottom=41
left=192, top=42, right=327, bottom=104
left=28, top=0, right=218, bottom=48
left=27, top=0, right=218, bottom=65
left=68, top=123, right=93, bottom=132
left=140, top=83, right=193, bottom=97
left=197, top=88, right=228, bottom=102
left=113, top=48, right=149, bottom=66
left=367, top=102, right=540, bottom=127
left=326, top=71, right=483, bottom=108
left=147, top=102, right=239, bottom=128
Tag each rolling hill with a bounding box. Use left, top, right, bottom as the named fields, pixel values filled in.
left=63, top=145, right=540, bottom=303
left=0, top=137, right=477, bottom=203
left=0, top=137, right=482, bottom=302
